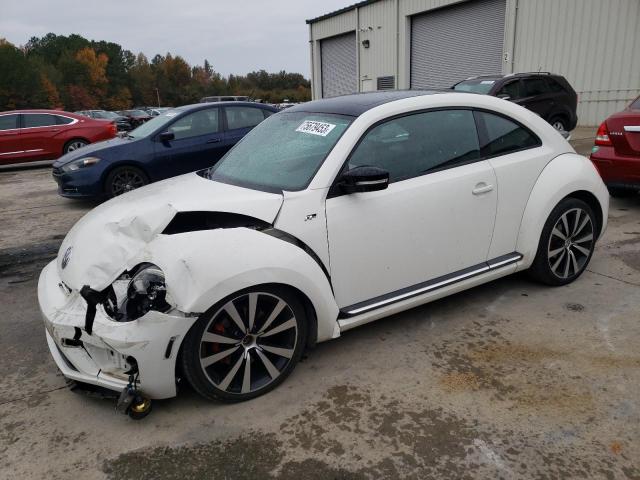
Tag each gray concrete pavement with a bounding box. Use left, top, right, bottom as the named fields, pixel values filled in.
left=2, top=132, right=640, bottom=479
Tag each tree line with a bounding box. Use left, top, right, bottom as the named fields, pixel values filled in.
left=0, top=33, right=311, bottom=112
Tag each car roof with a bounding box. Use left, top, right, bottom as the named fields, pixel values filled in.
left=0, top=109, right=76, bottom=115
left=286, top=90, right=444, bottom=116
left=174, top=102, right=278, bottom=112
left=459, top=72, right=564, bottom=82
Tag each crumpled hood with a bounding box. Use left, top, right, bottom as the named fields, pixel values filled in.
left=57, top=172, right=283, bottom=291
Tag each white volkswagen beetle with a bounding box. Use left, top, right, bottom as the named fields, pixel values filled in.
left=38, top=91, right=608, bottom=413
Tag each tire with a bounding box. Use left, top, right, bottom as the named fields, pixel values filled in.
left=548, top=116, right=569, bottom=132
left=607, top=186, right=636, bottom=198
left=180, top=285, right=308, bottom=402
left=528, top=198, right=597, bottom=286
left=104, top=166, right=149, bottom=198
left=64, top=138, right=89, bottom=154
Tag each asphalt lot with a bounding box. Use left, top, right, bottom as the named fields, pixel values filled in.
left=1, top=129, right=640, bottom=479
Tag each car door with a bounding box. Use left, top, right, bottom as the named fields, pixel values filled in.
left=325, top=109, right=497, bottom=309
left=223, top=106, right=270, bottom=147
left=20, top=113, right=62, bottom=159
left=153, top=107, right=226, bottom=177
left=0, top=114, right=21, bottom=165
left=518, top=78, right=554, bottom=119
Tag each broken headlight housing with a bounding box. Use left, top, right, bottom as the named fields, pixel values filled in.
left=104, top=263, right=171, bottom=321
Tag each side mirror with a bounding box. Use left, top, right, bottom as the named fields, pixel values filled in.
left=497, top=94, right=511, bottom=101
left=338, top=166, right=389, bottom=194
left=158, top=131, right=175, bottom=142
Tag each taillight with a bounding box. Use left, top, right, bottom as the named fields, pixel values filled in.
left=109, top=122, right=117, bottom=136
left=595, top=121, right=612, bottom=146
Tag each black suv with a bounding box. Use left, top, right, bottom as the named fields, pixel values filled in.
left=452, top=73, right=578, bottom=132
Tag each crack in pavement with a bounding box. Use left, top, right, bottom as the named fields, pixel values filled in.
left=586, top=268, right=640, bottom=287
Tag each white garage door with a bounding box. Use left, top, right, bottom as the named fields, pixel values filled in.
left=321, top=32, right=357, bottom=98
left=410, top=0, right=506, bottom=89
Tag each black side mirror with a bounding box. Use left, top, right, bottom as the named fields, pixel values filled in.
left=338, top=166, right=389, bottom=194
left=159, top=131, right=175, bottom=142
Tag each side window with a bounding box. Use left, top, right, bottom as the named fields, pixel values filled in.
left=169, top=108, right=219, bottom=140
left=56, top=116, right=74, bottom=125
left=477, top=111, right=540, bottom=157
left=497, top=81, right=521, bottom=99
left=263, top=109, right=274, bottom=119
left=226, top=107, right=266, bottom=130
left=23, top=114, right=57, bottom=128
left=348, top=109, right=480, bottom=183
left=546, top=78, right=565, bottom=93
left=522, top=78, right=551, bottom=96
left=0, top=114, right=18, bottom=131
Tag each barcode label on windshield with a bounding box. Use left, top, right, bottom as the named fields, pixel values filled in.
left=296, top=120, right=336, bottom=137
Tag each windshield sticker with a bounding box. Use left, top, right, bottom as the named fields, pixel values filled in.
left=296, top=120, right=336, bottom=137
left=480, top=80, right=495, bottom=85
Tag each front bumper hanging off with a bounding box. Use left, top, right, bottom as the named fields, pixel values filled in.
left=38, top=260, right=197, bottom=399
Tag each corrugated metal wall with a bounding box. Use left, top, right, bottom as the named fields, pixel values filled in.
left=510, top=0, right=640, bottom=125
left=309, top=0, right=639, bottom=124
left=321, top=33, right=358, bottom=97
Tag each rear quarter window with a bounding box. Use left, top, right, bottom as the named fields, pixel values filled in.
left=0, top=114, right=18, bottom=130
left=476, top=111, right=540, bottom=157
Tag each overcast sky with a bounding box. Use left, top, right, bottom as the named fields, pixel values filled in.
left=1, top=0, right=351, bottom=77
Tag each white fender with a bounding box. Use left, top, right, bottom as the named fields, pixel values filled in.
left=147, top=228, right=340, bottom=343
left=516, top=153, right=609, bottom=267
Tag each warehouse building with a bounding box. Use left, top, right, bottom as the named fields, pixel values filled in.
left=307, top=0, right=640, bottom=125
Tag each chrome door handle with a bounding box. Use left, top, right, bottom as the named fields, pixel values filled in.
left=472, top=183, right=494, bottom=195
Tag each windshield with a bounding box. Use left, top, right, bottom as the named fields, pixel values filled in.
left=94, top=111, right=117, bottom=119
left=208, top=112, right=353, bottom=192
left=453, top=79, right=496, bottom=94
left=128, top=110, right=179, bottom=138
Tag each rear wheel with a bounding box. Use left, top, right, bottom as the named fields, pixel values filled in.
left=64, top=139, right=89, bottom=154
left=104, top=166, right=149, bottom=198
left=549, top=116, right=569, bottom=132
left=528, top=198, right=597, bottom=286
left=181, top=286, right=307, bottom=402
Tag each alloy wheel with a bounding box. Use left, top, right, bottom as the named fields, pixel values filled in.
left=66, top=140, right=88, bottom=152
left=547, top=207, right=594, bottom=279
left=198, top=292, right=299, bottom=395
left=110, top=169, right=146, bottom=196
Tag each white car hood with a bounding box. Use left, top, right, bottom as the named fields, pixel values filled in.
left=57, top=172, right=283, bottom=291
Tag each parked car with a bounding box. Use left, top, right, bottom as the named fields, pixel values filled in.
left=452, top=72, right=578, bottom=132
left=116, top=109, right=152, bottom=127
left=76, top=110, right=132, bottom=131
left=200, top=95, right=249, bottom=103
left=52, top=102, right=277, bottom=198
left=590, top=95, right=640, bottom=197
left=147, top=107, right=172, bottom=117
left=39, top=91, right=607, bottom=415
left=0, top=109, right=117, bottom=166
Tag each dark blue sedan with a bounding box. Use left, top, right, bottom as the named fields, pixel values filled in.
left=52, top=102, right=278, bottom=199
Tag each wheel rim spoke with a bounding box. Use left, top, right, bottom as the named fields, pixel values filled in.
left=552, top=227, right=566, bottom=240
left=202, top=332, right=239, bottom=344
left=574, top=215, right=589, bottom=237
left=217, top=353, right=244, bottom=391
left=548, top=246, right=565, bottom=258
left=574, top=233, right=593, bottom=244
left=259, top=344, right=294, bottom=359
left=201, top=345, right=240, bottom=368
left=241, top=353, right=251, bottom=393
left=224, top=301, right=246, bottom=332
left=563, top=249, right=571, bottom=277
left=258, top=300, right=286, bottom=334
left=561, top=213, right=570, bottom=237
left=260, top=317, right=296, bottom=338
left=255, top=348, right=280, bottom=379
left=248, top=293, right=258, bottom=332
left=551, top=250, right=566, bottom=275
left=572, top=210, right=581, bottom=236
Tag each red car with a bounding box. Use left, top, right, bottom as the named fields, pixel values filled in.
left=0, top=109, right=117, bottom=166
left=591, top=96, right=640, bottom=197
